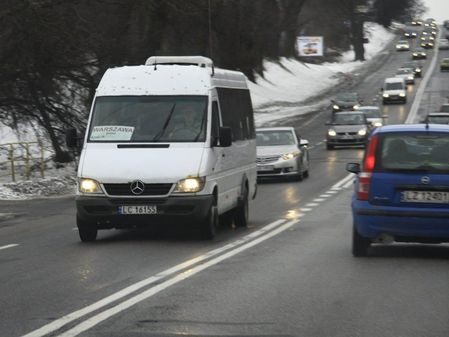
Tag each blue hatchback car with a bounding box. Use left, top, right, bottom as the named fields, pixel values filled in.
left=347, top=124, right=449, bottom=256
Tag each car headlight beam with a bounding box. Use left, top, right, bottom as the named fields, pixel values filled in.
left=174, top=177, right=205, bottom=193
left=328, top=129, right=337, bottom=137
left=79, top=178, right=103, bottom=194
left=358, top=129, right=367, bottom=136
left=333, top=105, right=339, bottom=110
left=282, top=151, right=301, bottom=160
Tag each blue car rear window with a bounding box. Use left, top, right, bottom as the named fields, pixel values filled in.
left=377, top=132, right=449, bottom=173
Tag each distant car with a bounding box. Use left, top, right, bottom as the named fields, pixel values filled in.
left=440, top=103, right=449, bottom=112
left=395, top=67, right=415, bottom=84
left=256, top=127, right=309, bottom=180
left=401, top=61, right=423, bottom=78
left=422, top=113, right=449, bottom=124
left=403, top=30, right=417, bottom=38
left=331, top=92, right=362, bottom=112
left=347, top=124, right=449, bottom=256
left=382, top=77, right=407, bottom=104
left=326, top=111, right=370, bottom=149
left=441, top=58, right=449, bottom=72
left=439, top=39, right=449, bottom=50
left=412, top=47, right=427, bottom=60
left=420, top=38, right=434, bottom=49
left=358, top=106, right=387, bottom=128
left=396, top=40, right=410, bottom=51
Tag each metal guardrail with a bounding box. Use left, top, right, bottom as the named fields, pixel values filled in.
left=0, top=142, right=45, bottom=182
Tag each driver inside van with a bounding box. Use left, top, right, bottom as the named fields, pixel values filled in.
left=169, top=104, right=203, bottom=140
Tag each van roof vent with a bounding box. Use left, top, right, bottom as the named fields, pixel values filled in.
left=145, top=56, right=214, bottom=69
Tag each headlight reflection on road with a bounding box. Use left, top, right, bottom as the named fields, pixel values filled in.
left=286, top=209, right=303, bottom=220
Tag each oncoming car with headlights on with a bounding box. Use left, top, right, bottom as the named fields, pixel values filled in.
left=256, top=127, right=309, bottom=180
left=357, top=106, right=387, bottom=128
left=326, top=111, right=371, bottom=150
left=66, top=56, right=257, bottom=241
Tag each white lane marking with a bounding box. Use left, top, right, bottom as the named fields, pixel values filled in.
left=313, top=198, right=325, bottom=202
left=56, top=220, right=300, bottom=337
left=331, top=173, right=353, bottom=189
left=0, top=244, right=19, bottom=251
left=72, top=228, right=78, bottom=231
left=21, top=219, right=287, bottom=337
left=405, top=30, right=441, bottom=124
left=327, top=190, right=338, bottom=194
left=300, top=208, right=312, bottom=212
left=319, top=194, right=332, bottom=198
left=342, top=178, right=355, bottom=189
left=305, top=203, right=319, bottom=207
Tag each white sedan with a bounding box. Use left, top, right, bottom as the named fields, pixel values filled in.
left=256, top=127, right=309, bottom=180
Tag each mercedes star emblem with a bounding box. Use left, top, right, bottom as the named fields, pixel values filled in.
left=130, top=180, right=145, bottom=195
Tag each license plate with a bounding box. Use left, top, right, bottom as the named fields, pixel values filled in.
left=118, top=205, right=158, bottom=215
left=258, top=165, right=274, bottom=171
left=400, top=191, right=449, bottom=203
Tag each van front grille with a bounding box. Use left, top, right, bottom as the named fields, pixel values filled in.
left=103, top=183, right=173, bottom=196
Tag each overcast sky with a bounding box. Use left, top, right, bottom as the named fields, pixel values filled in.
left=423, top=0, right=449, bottom=23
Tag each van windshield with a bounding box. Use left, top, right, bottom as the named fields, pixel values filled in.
left=385, top=82, right=403, bottom=90
left=88, top=96, right=208, bottom=142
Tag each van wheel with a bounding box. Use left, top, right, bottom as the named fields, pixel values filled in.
left=352, top=225, right=371, bottom=257
left=77, top=216, right=98, bottom=242
left=200, top=205, right=218, bottom=240
left=234, top=186, right=249, bottom=228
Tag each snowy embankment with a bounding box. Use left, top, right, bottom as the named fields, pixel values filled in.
left=0, top=22, right=394, bottom=199
left=250, top=22, right=395, bottom=126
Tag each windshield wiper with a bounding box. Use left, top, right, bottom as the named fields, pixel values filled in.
left=193, top=109, right=207, bottom=142
left=151, top=103, right=176, bottom=142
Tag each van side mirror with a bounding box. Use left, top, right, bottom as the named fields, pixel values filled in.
left=218, top=127, right=232, bottom=147
left=65, top=128, right=79, bottom=148
left=346, top=162, right=361, bottom=174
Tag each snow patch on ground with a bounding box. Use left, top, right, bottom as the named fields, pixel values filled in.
left=0, top=176, right=76, bottom=200
left=250, top=22, right=395, bottom=126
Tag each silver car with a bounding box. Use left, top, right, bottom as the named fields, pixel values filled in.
left=357, top=106, right=387, bottom=128
left=326, top=111, right=370, bottom=149
left=395, top=67, right=415, bottom=84
left=256, top=127, right=310, bottom=180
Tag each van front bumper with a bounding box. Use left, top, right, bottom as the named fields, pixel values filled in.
left=76, top=195, right=213, bottom=229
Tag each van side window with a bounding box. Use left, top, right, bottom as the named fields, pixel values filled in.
left=217, top=88, right=255, bottom=141
left=211, top=101, right=220, bottom=142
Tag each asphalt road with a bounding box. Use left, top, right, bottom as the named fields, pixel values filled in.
left=1, top=34, right=449, bottom=337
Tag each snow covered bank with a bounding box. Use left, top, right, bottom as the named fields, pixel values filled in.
left=250, top=23, right=395, bottom=126
left=0, top=176, right=76, bottom=200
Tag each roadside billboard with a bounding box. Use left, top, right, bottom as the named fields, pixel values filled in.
left=296, top=36, right=323, bottom=57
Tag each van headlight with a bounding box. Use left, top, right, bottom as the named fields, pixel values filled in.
left=383, top=93, right=389, bottom=98
left=413, top=53, right=418, bottom=56
left=282, top=151, right=300, bottom=160
left=399, top=92, right=406, bottom=97
left=333, top=105, right=339, bottom=110
left=358, top=129, right=367, bottom=136
left=328, top=129, right=337, bottom=137
left=174, top=177, right=205, bottom=193
left=353, top=104, right=360, bottom=110
left=79, top=178, right=103, bottom=194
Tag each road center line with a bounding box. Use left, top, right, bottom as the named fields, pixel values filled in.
left=56, top=219, right=300, bottom=337
left=21, top=219, right=287, bottom=337
left=0, top=244, right=19, bottom=251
